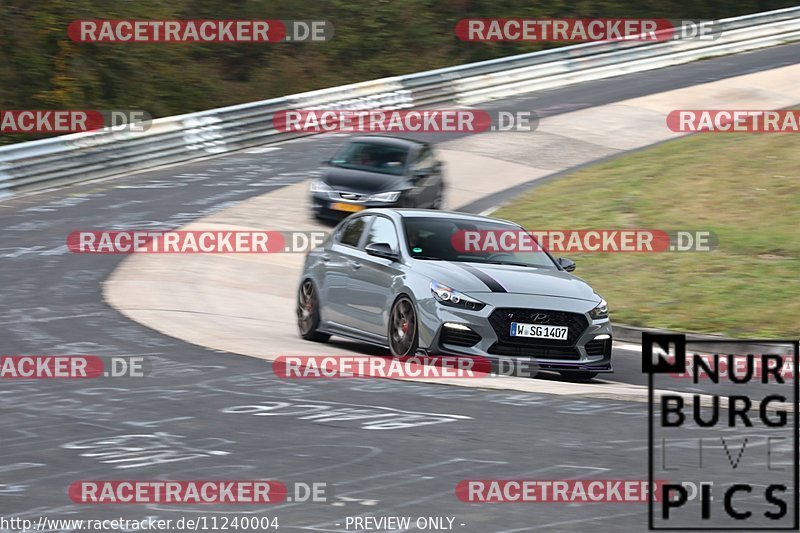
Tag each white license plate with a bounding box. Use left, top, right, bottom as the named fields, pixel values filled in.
left=509, top=322, right=568, bottom=340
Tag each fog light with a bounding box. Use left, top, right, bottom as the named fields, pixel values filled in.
left=594, top=334, right=611, bottom=340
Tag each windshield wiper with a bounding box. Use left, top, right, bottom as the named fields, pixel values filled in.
left=412, top=255, right=444, bottom=261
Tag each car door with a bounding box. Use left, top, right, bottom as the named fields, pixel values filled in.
left=407, top=144, right=440, bottom=207
left=322, top=215, right=371, bottom=327
left=344, top=215, right=404, bottom=338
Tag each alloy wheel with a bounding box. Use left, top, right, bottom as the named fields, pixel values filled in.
left=389, top=297, right=417, bottom=356
left=297, top=280, right=316, bottom=335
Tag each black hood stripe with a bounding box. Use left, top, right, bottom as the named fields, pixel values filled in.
left=457, top=264, right=507, bottom=293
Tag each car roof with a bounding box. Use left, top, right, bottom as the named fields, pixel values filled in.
left=347, top=135, right=422, bottom=148
left=363, top=208, right=518, bottom=226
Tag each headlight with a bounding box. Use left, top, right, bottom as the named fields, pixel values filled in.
left=589, top=298, right=608, bottom=319
left=310, top=180, right=332, bottom=194
left=370, top=191, right=401, bottom=202
left=430, top=281, right=486, bottom=311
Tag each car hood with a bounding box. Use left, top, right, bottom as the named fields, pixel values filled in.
left=412, top=260, right=600, bottom=302
left=322, top=167, right=406, bottom=194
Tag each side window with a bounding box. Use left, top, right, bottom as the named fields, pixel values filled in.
left=337, top=216, right=369, bottom=247
left=365, top=216, right=399, bottom=251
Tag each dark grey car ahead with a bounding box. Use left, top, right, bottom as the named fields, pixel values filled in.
left=310, top=136, right=445, bottom=221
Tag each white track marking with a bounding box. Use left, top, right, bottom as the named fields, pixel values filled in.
left=245, top=146, right=282, bottom=154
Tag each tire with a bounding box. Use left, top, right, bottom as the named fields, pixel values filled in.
left=559, top=370, right=598, bottom=381
left=388, top=295, right=419, bottom=357
left=297, top=279, right=330, bottom=342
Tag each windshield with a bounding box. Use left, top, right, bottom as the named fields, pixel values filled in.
left=402, top=217, right=559, bottom=269
left=330, top=141, right=409, bottom=176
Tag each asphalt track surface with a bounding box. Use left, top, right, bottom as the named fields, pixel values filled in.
left=1, top=44, right=798, bottom=532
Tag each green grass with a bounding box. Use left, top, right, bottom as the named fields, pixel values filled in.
left=494, top=133, right=800, bottom=338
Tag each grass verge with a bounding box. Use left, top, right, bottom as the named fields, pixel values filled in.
left=494, top=132, right=799, bottom=338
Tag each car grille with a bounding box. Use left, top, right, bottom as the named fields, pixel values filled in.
left=337, top=192, right=367, bottom=202
left=585, top=338, right=611, bottom=357
left=487, top=344, right=581, bottom=359
left=488, top=308, right=589, bottom=346
left=440, top=327, right=482, bottom=347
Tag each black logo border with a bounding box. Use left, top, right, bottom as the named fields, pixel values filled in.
left=646, top=337, right=799, bottom=531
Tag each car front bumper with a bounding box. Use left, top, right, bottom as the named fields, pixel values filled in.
left=311, top=193, right=400, bottom=220
left=415, top=292, right=613, bottom=374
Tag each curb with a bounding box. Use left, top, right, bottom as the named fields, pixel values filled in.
left=614, top=323, right=797, bottom=354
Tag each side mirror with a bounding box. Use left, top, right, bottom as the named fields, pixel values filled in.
left=365, top=242, right=399, bottom=261
left=558, top=257, right=576, bottom=272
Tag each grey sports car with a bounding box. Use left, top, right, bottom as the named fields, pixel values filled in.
left=296, top=209, right=612, bottom=380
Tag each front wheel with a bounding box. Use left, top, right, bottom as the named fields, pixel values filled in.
left=297, top=280, right=330, bottom=342
left=388, top=295, right=419, bottom=357
left=559, top=370, right=598, bottom=381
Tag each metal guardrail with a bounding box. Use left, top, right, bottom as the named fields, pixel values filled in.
left=1, top=6, right=799, bottom=198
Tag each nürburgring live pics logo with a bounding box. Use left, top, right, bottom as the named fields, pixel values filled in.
left=644, top=333, right=799, bottom=530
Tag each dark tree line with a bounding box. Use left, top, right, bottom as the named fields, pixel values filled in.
left=0, top=0, right=795, bottom=119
